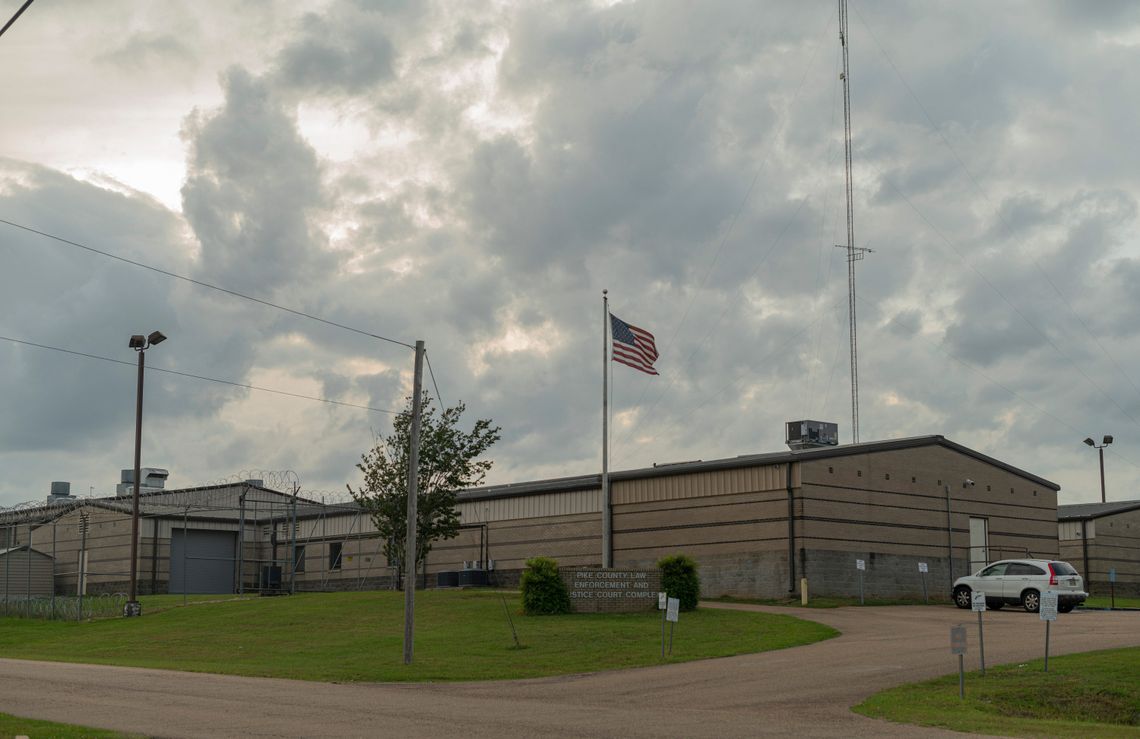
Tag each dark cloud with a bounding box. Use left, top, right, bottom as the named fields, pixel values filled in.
left=181, top=66, right=332, bottom=294
left=6, top=0, right=1140, bottom=509
left=273, top=11, right=395, bottom=95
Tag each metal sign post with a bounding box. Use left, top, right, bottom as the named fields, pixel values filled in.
left=1109, top=568, right=1116, bottom=610
left=1040, top=590, right=1058, bottom=672
left=856, top=559, right=866, bottom=605
left=666, top=597, right=680, bottom=656
left=658, top=592, right=667, bottom=658
left=971, top=590, right=986, bottom=675
left=918, top=562, right=928, bottom=604
left=950, top=625, right=967, bottom=699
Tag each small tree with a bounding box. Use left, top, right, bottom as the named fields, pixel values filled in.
left=520, top=557, right=571, bottom=615
left=658, top=554, right=700, bottom=611
left=348, top=393, right=500, bottom=587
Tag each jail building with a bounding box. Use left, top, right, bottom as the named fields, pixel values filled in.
left=1, top=431, right=1062, bottom=602
left=1059, top=500, right=1140, bottom=597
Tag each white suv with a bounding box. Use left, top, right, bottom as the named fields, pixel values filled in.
left=952, top=559, right=1087, bottom=613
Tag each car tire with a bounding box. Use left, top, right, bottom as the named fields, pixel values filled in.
left=1021, top=589, right=1040, bottom=613
left=954, top=586, right=972, bottom=609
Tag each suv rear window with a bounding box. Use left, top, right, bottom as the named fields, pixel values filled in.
left=1007, top=563, right=1045, bottom=575
left=1050, top=561, right=1078, bottom=575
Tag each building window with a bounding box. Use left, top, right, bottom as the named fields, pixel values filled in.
left=329, top=542, right=343, bottom=571
left=293, top=545, right=306, bottom=573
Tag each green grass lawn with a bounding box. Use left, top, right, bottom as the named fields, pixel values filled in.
left=0, top=712, right=138, bottom=739
left=854, top=647, right=1140, bottom=738
left=1083, top=594, right=1140, bottom=610
left=0, top=589, right=837, bottom=682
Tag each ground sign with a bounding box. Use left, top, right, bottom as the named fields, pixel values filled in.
left=561, top=569, right=661, bottom=613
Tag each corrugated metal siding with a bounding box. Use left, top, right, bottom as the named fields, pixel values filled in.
left=0, top=551, right=54, bottom=598
left=613, top=464, right=787, bottom=505
left=1058, top=520, right=1092, bottom=541
left=458, top=489, right=600, bottom=523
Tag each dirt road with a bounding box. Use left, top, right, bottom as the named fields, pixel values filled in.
left=2, top=604, right=1136, bottom=737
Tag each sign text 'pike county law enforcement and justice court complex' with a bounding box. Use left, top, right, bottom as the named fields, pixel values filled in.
left=560, top=569, right=662, bottom=613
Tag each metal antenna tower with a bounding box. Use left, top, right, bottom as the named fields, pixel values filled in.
left=837, top=0, right=872, bottom=443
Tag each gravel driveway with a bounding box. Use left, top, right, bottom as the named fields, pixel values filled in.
left=1, top=604, right=1136, bottom=738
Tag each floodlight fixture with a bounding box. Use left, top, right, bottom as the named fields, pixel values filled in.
left=148, top=330, right=166, bottom=346
left=1083, top=434, right=1113, bottom=504
left=129, top=335, right=146, bottom=349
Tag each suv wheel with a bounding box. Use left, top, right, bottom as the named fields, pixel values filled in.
left=954, top=586, right=972, bottom=609
left=1021, top=589, right=1040, bottom=613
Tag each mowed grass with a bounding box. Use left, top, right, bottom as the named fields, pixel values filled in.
left=0, top=712, right=138, bottom=738
left=0, top=590, right=836, bottom=682
left=1083, top=594, right=1140, bottom=610
left=854, top=647, right=1140, bottom=738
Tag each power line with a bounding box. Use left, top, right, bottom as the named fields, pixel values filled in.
left=850, top=5, right=1140, bottom=420
left=0, top=218, right=415, bottom=351
left=423, top=351, right=443, bottom=409
left=0, top=0, right=34, bottom=39
left=0, top=334, right=398, bottom=415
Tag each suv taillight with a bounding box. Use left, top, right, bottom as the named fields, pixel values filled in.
left=1047, top=562, right=1057, bottom=585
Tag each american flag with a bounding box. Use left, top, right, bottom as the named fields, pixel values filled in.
left=610, top=313, right=658, bottom=376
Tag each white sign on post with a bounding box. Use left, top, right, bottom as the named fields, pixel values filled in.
left=666, top=597, right=680, bottom=623
left=918, top=562, right=928, bottom=573
left=950, top=625, right=967, bottom=655
left=971, top=590, right=987, bottom=612
left=1039, top=591, right=1059, bottom=621
left=856, top=559, right=866, bottom=571
left=658, top=592, right=667, bottom=610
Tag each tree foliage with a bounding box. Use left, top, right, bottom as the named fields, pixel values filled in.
left=658, top=553, right=701, bottom=611
left=520, top=557, right=571, bottom=615
left=348, top=393, right=501, bottom=575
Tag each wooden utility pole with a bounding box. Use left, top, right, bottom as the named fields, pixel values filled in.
left=403, top=340, right=425, bottom=665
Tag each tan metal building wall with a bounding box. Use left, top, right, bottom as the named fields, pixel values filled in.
left=796, top=445, right=1059, bottom=599
left=1060, top=506, right=1140, bottom=596
left=0, top=547, right=54, bottom=598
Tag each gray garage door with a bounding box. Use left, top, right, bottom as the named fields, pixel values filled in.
left=170, top=529, right=236, bottom=594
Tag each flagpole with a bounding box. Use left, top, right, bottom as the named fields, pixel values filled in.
left=602, top=289, right=611, bottom=568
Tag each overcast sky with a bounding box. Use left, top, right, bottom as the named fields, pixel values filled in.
left=3, top=0, right=1139, bottom=509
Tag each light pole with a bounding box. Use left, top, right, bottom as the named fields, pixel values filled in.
left=126, top=330, right=166, bottom=617
left=1083, top=435, right=1113, bottom=504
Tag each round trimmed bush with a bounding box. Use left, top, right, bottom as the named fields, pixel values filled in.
left=520, top=556, right=571, bottom=615
left=658, top=554, right=700, bottom=611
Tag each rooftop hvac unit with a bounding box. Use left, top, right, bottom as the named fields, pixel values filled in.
left=785, top=420, right=839, bottom=450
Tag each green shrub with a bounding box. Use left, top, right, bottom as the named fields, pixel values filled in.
left=520, top=556, right=571, bottom=615
left=658, top=554, right=700, bottom=611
